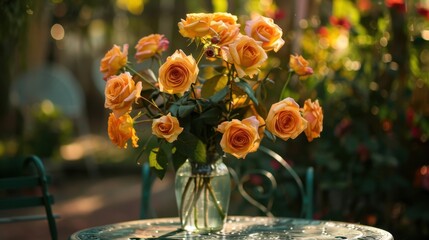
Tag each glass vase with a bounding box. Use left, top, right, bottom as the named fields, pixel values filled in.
left=175, top=157, right=231, bottom=233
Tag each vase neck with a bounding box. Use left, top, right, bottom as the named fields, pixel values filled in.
left=190, top=154, right=222, bottom=175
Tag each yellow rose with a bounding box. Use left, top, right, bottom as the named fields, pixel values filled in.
left=265, top=97, right=308, bottom=141
left=301, top=99, right=323, bottom=142
left=100, top=44, right=128, bottom=80
left=135, top=34, right=169, bottom=63
left=104, top=72, right=142, bottom=118
left=245, top=16, right=285, bottom=52
left=210, top=12, right=240, bottom=46
left=107, top=113, right=139, bottom=148
left=217, top=116, right=261, bottom=159
left=158, top=50, right=199, bottom=94
left=222, top=35, right=267, bottom=78
left=289, top=54, right=314, bottom=77
left=152, top=113, right=184, bottom=143
left=178, top=13, right=214, bottom=39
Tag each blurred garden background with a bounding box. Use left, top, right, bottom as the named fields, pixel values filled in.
left=1, top=0, right=429, bottom=239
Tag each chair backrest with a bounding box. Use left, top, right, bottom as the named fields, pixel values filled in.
left=0, top=155, right=59, bottom=240
left=10, top=64, right=99, bottom=178
left=140, top=162, right=155, bottom=219
left=140, top=144, right=314, bottom=220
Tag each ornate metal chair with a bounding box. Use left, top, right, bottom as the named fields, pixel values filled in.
left=227, top=145, right=314, bottom=219
left=0, top=155, right=59, bottom=240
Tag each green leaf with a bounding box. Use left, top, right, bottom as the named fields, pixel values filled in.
left=201, top=74, right=228, bottom=99
left=209, top=86, right=229, bottom=103
left=169, top=104, right=179, bottom=116
left=332, top=0, right=359, bottom=26
left=178, top=104, right=195, bottom=118
left=235, top=79, right=259, bottom=105
left=195, top=107, right=221, bottom=125
left=174, top=131, right=207, bottom=163
left=149, top=148, right=163, bottom=170
left=193, top=140, right=207, bottom=163
left=148, top=142, right=172, bottom=179
left=264, top=129, right=276, bottom=142
left=172, top=149, right=188, bottom=171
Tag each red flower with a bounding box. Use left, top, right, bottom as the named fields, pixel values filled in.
left=406, top=107, right=415, bottom=125
left=317, top=27, right=329, bottom=38
left=357, top=0, right=372, bottom=12
left=329, top=16, right=351, bottom=30
left=385, top=0, right=406, bottom=13
left=417, top=4, right=429, bottom=20
left=273, top=9, right=285, bottom=20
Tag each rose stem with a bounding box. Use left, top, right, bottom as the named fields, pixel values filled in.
left=207, top=181, right=225, bottom=220
left=279, top=71, right=293, bottom=101
left=180, top=176, right=194, bottom=226
left=194, top=176, right=205, bottom=228
left=184, top=176, right=204, bottom=227
left=204, top=178, right=209, bottom=228
left=125, top=64, right=156, bottom=89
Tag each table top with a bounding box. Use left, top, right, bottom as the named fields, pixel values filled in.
left=69, top=216, right=394, bottom=240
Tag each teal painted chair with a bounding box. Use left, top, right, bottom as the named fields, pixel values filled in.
left=140, top=144, right=314, bottom=220
left=0, top=155, right=59, bottom=240
left=140, top=162, right=154, bottom=219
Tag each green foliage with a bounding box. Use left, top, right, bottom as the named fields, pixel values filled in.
left=295, top=0, right=429, bottom=237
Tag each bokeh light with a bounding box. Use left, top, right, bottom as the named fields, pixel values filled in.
left=50, top=23, right=65, bottom=40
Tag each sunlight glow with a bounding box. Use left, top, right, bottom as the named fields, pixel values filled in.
left=421, top=166, right=428, bottom=175
left=61, top=195, right=104, bottom=215
left=60, top=142, right=84, bottom=161
left=327, top=83, right=336, bottom=94
left=379, top=37, right=388, bottom=47
left=41, top=100, right=55, bottom=114
left=383, top=53, right=392, bottom=63
left=50, top=23, right=65, bottom=40
left=334, top=34, right=349, bottom=50
left=344, top=59, right=361, bottom=71
left=299, top=19, right=308, bottom=29
left=116, top=0, right=145, bottom=15
left=421, top=30, right=429, bottom=41
left=369, top=82, right=379, bottom=91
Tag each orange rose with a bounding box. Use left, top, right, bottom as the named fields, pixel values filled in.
left=152, top=113, right=184, bottom=143
left=178, top=13, right=214, bottom=39
left=222, top=35, right=267, bottom=78
left=107, top=113, right=138, bottom=148
left=210, top=12, right=240, bottom=46
left=245, top=16, right=285, bottom=52
left=158, top=50, right=199, bottom=94
left=212, top=12, right=238, bottom=25
left=100, top=44, right=128, bottom=80
left=265, top=97, right=308, bottom=141
left=217, top=116, right=261, bottom=159
left=105, top=72, right=142, bottom=118
left=135, top=34, right=169, bottom=63
left=289, top=54, right=313, bottom=77
left=301, top=99, right=323, bottom=142
left=210, top=20, right=240, bottom=47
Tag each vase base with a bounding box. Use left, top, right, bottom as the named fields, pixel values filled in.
left=182, top=225, right=223, bottom=233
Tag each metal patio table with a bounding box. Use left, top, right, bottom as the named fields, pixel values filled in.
left=69, top=216, right=394, bottom=239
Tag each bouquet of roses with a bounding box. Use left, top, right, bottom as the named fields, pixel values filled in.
left=100, top=12, right=323, bottom=232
